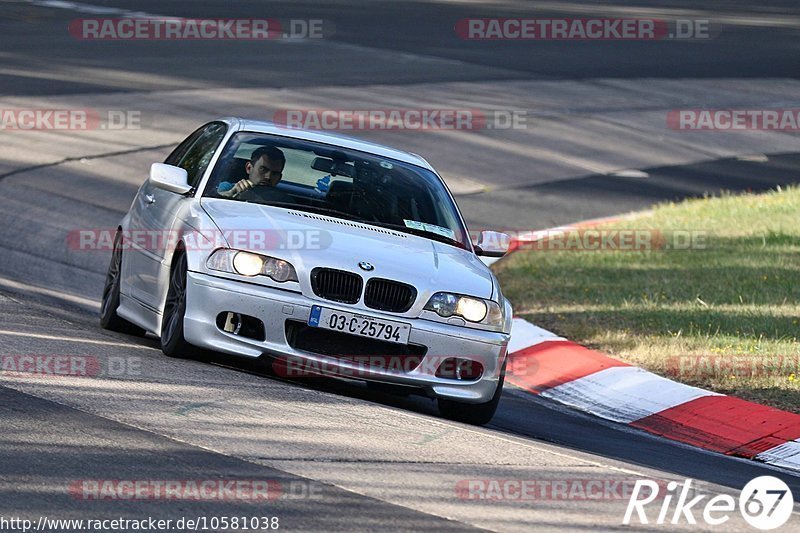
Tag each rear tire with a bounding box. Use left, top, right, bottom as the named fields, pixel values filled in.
left=100, top=231, right=146, bottom=336
left=437, top=359, right=506, bottom=426
left=160, top=252, right=194, bottom=359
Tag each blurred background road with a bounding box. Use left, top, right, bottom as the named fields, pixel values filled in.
left=2, top=0, right=800, bottom=229
left=1, top=1, right=799, bottom=530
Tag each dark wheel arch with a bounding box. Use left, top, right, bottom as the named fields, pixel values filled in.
left=160, top=245, right=196, bottom=358
left=99, top=228, right=146, bottom=336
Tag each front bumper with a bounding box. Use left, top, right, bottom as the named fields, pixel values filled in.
left=183, top=271, right=509, bottom=403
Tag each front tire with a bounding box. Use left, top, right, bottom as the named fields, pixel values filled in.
left=100, top=231, right=146, bottom=336
left=437, top=359, right=506, bottom=426
left=160, top=252, right=194, bottom=358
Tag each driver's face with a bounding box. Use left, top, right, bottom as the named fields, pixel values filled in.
left=246, top=155, right=284, bottom=186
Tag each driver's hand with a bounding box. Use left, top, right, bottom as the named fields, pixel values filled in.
left=221, top=179, right=254, bottom=198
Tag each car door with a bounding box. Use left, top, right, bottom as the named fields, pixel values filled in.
left=126, top=122, right=228, bottom=310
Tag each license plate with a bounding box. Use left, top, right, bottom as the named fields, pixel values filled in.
left=308, top=306, right=411, bottom=345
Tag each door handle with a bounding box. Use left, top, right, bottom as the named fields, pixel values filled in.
left=145, top=194, right=156, bottom=205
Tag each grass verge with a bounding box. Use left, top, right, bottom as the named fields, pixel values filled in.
left=494, top=186, right=800, bottom=412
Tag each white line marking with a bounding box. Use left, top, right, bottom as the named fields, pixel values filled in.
left=0, top=329, right=158, bottom=351
left=0, top=276, right=99, bottom=310
left=609, top=169, right=649, bottom=178
left=756, top=440, right=800, bottom=471
left=508, top=317, right=564, bottom=353
left=0, top=277, right=100, bottom=311
left=541, top=366, right=720, bottom=424
left=25, top=0, right=165, bottom=18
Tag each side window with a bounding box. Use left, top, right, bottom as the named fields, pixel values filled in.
left=168, top=122, right=228, bottom=187
left=164, top=126, right=204, bottom=166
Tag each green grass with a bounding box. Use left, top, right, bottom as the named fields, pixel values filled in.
left=494, top=186, right=800, bottom=412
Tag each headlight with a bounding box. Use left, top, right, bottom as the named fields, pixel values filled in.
left=424, top=292, right=491, bottom=323
left=207, top=249, right=298, bottom=283
left=233, top=251, right=264, bottom=277
left=456, top=297, right=488, bottom=322
left=262, top=256, right=298, bottom=282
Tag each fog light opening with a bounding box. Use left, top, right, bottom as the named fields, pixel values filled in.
left=435, top=358, right=483, bottom=381
left=223, top=312, right=242, bottom=334
left=216, top=312, right=266, bottom=341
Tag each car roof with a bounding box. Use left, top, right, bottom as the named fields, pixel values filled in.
left=221, top=117, right=435, bottom=172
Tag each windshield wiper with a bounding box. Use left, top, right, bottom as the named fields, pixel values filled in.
left=361, top=221, right=467, bottom=250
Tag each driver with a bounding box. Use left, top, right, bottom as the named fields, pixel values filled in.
left=218, top=146, right=292, bottom=203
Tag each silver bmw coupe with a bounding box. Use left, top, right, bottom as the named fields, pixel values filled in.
left=101, top=118, right=512, bottom=424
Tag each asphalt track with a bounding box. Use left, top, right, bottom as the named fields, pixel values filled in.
left=1, top=0, right=800, bottom=530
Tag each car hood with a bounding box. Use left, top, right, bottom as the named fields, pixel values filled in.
left=200, top=199, right=494, bottom=302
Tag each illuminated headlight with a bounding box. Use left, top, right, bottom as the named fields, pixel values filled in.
left=424, top=292, right=495, bottom=323
left=207, top=249, right=298, bottom=283
left=233, top=251, right=264, bottom=276
left=456, top=297, right=488, bottom=322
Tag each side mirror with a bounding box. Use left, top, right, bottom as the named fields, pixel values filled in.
left=474, top=230, right=511, bottom=258
left=149, top=163, right=192, bottom=194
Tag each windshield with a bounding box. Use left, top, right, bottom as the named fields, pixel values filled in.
left=203, top=132, right=471, bottom=249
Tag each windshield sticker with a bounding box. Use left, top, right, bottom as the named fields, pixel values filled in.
left=403, top=220, right=456, bottom=240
